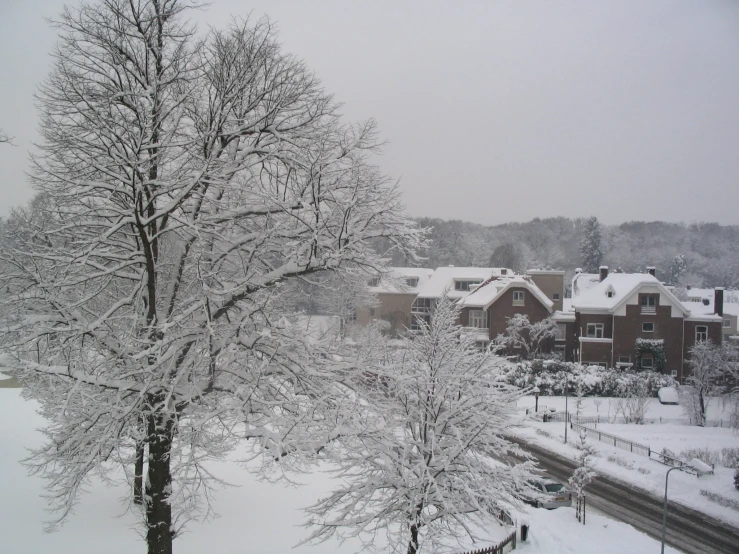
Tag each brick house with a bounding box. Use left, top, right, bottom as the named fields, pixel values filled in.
left=569, top=267, right=723, bottom=382
left=684, top=287, right=739, bottom=343
left=355, top=267, right=435, bottom=334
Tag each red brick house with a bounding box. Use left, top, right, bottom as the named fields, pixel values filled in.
left=569, top=267, right=723, bottom=382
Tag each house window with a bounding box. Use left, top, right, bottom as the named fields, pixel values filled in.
left=641, top=295, right=657, bottom=314
left=642, top=322, right=654, bottom=333
left=501, top=269, right=508, bottom=275
left=454, top=280, right=482, bottom=292
left=405, top=277, right=419, bottom=288
left=554, top=324, right=567, bottom=340
left=554, top=344, right=566, bottom=352
left=411, top=314, right=430, bottom=331
left=368, top=277, right=380, bottom=287
left=513, top=290, right=525, bottom=306
left=695, top=325, right=708, bottom=342
left=369, top=308, right=376, bottom=317
left=475, top=340, right=489, bottom=352
left=641, top=355, right=654, bottom=369
left=553, top=293, right=561, bottom=300
left=469, top=309, right=487, bottom=329
left=670, top=370, right=678, bottom=377
left=411, top=297, right=433, bottom=313
left=723, top=319, right=731, bottom=328
left=586, top=323, right=604, bottom=338
left=347, top=309, right=357, bottom=323
left=618, top=356, right=631, bottom=364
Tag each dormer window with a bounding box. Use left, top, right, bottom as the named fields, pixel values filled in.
left=405, top=277, right=419, bottom=288
left=368, top=277, right=380, bottom=287
left=501, top=269, right=508, bottom=275
left=454, top=279, right=482, bottom=292
left=606, top=290, right=614, bottom=298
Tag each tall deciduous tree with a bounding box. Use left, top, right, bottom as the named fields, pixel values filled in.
left=0, top=2, right=423, bottom=553
left=580, top=216, right=603, bottom=273
left=302, top=297, right=533, bottom=554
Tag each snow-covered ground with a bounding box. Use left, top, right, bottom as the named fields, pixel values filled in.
left=0, top=388, right=686, bottom=553
left=514, top=396, right=739, bottom=526
left=517, top=394, right=732, bottom=423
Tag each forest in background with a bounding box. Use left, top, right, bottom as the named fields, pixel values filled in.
left=386, top=217, right=739, bottom=291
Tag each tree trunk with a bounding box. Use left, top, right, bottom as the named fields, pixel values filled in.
left=699, top=390, right=707, bottom=427
left=407, top=523, right=419, bottom=554
left=134, top=438, right=145, bottom=505
left=146, top=411, right=175, bottom=554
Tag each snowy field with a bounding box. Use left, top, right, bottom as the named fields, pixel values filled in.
left=514, top=396, right=739, bottom=527
left=1, top=388, right=682, bottom=553
left=517, top=394, right=733, bottom=423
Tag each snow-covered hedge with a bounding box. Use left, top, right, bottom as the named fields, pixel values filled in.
left=501, top=360, right=676, bottom=397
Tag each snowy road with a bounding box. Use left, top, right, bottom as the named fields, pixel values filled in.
left=513, top=438, right=739, bottom=554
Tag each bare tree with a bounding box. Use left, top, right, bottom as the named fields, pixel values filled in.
left=302, top=296, right=534, bottom=554
left=612, top=382, right=650, bottom=424
left=0, top=2, right=423, bottom=553
left=681, top=341, right=733, bottom=426
left=0, top=128, right=13, bottom=144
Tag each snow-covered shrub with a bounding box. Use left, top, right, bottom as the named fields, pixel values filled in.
left=679, top=447, right=739, bottom=469
left=700, top=490, right=739, bottom=511
left=612, top=382, right=650, bottom=424
left=502, top=361, right=676, bottom=397
left=735, top=470, right=739, bottom=491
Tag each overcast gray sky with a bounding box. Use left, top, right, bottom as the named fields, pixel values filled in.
left=1, top=0, right=738, bottom=225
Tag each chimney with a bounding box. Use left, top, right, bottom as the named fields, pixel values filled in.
left=647, top=266, right=656, bottom=277
left=715, top=287, right=724, bottom=317
left=599, top=266, right=609, bottom=282
left=686, top=284, right=692, bottom=291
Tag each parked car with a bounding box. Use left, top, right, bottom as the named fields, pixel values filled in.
left=523, top=477, right=573, bottom=509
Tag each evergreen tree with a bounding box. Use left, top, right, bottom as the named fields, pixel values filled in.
left=580, top=216, right=603, bottom=273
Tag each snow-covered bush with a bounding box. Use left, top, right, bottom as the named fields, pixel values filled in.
left=502, top=360, right=675, bottom=397
left=612, top=382, right=650, bottom=424
left=679, top=447, right=739, bottom=469
left=734, top=470, right=739, bottom=491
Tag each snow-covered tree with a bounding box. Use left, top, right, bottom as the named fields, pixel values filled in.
left=579, top=216, right=603, bottom=274
left=302, top=296, right=534, bottom=554
left=681, top=341, right=732, bottom=426
left=492, top=314, right=558, bottom=360
left=669, top=254, right=688, bottom=285
left=0, top=2, right=424, bottom=553
left=568, top=430, right=597, bottom=523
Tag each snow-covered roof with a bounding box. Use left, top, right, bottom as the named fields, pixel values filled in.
left=415, top=267, right=512, bottom=300
left=571, top=272, right=601, bottom=298
left=459, top=275, right=554, bottom=311
left=368, top=267, right=435, bottom=294
left=571, top=273, right=690, bottom=316
left=551, top=309, right=576, bottom=322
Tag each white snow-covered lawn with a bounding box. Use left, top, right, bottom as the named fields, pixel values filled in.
left=513, top=396, right=739, bottom=527
left=517, top=395, right=733, bottom=423
left=0, top=389, right=688, bottom=553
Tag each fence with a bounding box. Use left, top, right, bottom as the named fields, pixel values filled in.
left=457, top=530, right=517, bottom=554
left=570, top=422, right=651, bottom=457
left=535, top=412, right=732, bottom=428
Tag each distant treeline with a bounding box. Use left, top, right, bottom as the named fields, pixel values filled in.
left=383, top=217, right=739, bottom=290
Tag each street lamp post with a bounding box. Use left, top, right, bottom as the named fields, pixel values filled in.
left=661, top=459, right=713, bottom=554
left=533, top=386, right=540, bottom=413
left=565, top=371, right=570, bottom=442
